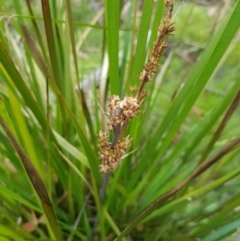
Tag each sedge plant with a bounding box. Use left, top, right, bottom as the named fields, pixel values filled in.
left=0, top=0, right=240, bottom=241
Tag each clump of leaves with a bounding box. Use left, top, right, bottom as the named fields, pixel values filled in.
left=0, top=0, right=240, bottom=241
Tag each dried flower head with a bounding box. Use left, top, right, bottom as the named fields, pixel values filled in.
left=107, top=96, right=140, bottom=131
left=136, top=0, right=175, bottom=101
left=98, top=132, right=131, bottom=172
left=98, top=0, right=175, bottom=173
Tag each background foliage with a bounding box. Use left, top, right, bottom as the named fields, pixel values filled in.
left=0, top=0, right=240, bottom=240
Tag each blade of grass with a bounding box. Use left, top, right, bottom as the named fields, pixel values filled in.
left=3, top=66, right=42, bottom=175
left=140, top=81, right=240, bottom=204
left=41, top=0, right=62, bottom=91
left=65, top=0, right=89, bottom=138
left=24, top=0, right=49, bottom=63
left=0, top=44, right=48, bottom=135
left=127, top=0, right=154, bottom=88
left=128, top=0, right=240, bottom=190
left=150, top=0, right=240, bottom=164
left=119, top=2, right=132, bottom=96
left=105, top=0, right=120, bottom=95
left=114, top=136, right=240, bottom=240
left=201, top=218, right=240, bottom=241
left=0, top=185, right=42, bottom=213
left=1, top=44, right=101, bottom=184
left=0, top=225, right=31, bottom=241
left=190, top=192, right=240, bottom=237
left=53, top=131, right=88, bottom=167
left=198, top=89, right=240, bottom=164
left=56, top=147, right=93, bottom=193
left=103, top=206, right=128, bottom=241
left=41, top=0, right=68, bottom=136
left=21, top=25, right=51, bottom=80
left=148, top=0, right=164, bottom=49
left=0, top=117, right=63, bottom=241
left=144, top=163, right=240, bottom=223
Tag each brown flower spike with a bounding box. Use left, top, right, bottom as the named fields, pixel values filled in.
left=98, top=0, right=175, bottom=172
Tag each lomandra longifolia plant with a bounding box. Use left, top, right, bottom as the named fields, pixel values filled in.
left=98, top=0, right=175, bottom=173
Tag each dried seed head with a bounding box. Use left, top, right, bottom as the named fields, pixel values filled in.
left=107, top=95, right=120, bottom=113
left=107, top=96, right=140, bottom=131
left=137, top=90, right=148, bottom=105
left=120, top=96, right=140, bottom=118
left=136, top=0, right=174, bottom=101
left=99, top=135, right=132, bottom=173
left=98, top=0, right=175, bottom=173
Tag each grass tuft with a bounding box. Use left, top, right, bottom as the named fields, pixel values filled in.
left=0, top=0, right=240, bottom=240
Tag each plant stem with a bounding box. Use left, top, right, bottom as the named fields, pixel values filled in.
left=91, top=125, right=121, bottom=239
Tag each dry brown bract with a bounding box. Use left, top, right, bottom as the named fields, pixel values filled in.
left=98, top=0, right=175, bottom=173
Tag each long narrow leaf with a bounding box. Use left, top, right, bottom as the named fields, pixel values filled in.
left=0, top=117, right=63, bottom=241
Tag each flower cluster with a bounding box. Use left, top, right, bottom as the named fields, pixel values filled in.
left=107, top=96, right=140, bottom=131
left=137, top=0, right=174, bottom=100
left=98, top=131, right=131, bottom=172
left=98, top=96, right=140, bottom=172
left=98, top=0, right=175, bottom=173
